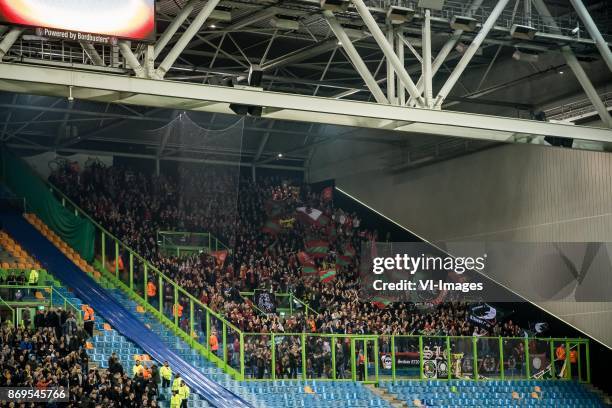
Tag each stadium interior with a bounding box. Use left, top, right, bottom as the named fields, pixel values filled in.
left=0, top=0, right=610, bottom=407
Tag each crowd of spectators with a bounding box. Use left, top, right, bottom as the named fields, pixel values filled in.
left=0, top=307, right=165, bottom=407
left=49, top=162, right=527, bottom=379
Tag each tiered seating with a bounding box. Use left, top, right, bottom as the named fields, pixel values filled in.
left=0, top=230, right=40, bottom=270
left=24, top=213, right=98, bottom=276
left=379, top=379, right=605, bottom=407
left=235, top=381, right=392, bottom=408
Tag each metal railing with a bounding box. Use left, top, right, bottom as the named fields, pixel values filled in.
left=0, top=284, right=83, bottom=324
left=31, top=168, right=590, bottom=385
left=42, top=180, right=245, bottom=379
left=240, top=291, right=319, bottom=317
left=157, top=230, right=230, bottom=257
left=241, top=333, right=590, bottom=384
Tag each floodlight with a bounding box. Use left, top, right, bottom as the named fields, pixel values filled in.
left=386, top=6, right=415, bottom=24
left=450, top=15, right=477, bottom=31
left=270, top=14, right=300, bottom=30
left=320, top=0, right=350, bottom=12
left=510, top=24, right=537, bottom=40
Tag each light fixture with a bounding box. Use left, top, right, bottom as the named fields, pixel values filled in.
left=277, top=153, right=283, bottom=158
left=386, top=6, right=415, bottom=24
left=337, top=40, right=342, bottom=45
left=558, top=70, right=564, bottom=74
left=512, top=49, right=539, bottom=63
left=270, top=14, right=300, bottom=30
left=248, top=64, right=263, bottom=87
left=450, top=15, right=477, bottom=32
left=209, top=24, right=216, bottom=28
left=510, top=24, right=537, bottom=40
left=320, top=0, right=350, bottom=12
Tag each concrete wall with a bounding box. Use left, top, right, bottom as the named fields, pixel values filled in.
left=309, top=141, right=612, bottom=348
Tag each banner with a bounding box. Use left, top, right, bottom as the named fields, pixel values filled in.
left=468, top=303, right=506, bottom=330
left=253, top=290, right=277, bottom=314
left=0, top=0, right=156, bottom=42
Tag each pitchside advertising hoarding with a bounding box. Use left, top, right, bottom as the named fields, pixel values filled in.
left=0, top=0, right=155, bottom=44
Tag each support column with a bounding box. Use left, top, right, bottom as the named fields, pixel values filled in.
left=533, top=0, right=612, bottom=127
left=351, top=0, right=424, bottom=106
left=155, top=0, right=221, bottom=79
left=386, top=26, right=396, bottom=105
left=569, top=0, right=612, bottom=72
left=395, top=28, right=405, bottom=105
left=409, top=0, right=485, bottom=106
left=422, top=9, right=433, bottom=108
left=0, top=28, right=23, bottom=60
left=434, top=0, right=511, bottom=107
left=323, top=11, right=389, bottom=104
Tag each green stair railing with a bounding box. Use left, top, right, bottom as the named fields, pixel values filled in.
left=25, top=164, right=590, bottom=386
left=240, top=291, right=318, bottom=317
left=41, top=180, right=245, bottom=379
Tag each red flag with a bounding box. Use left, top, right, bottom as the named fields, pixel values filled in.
left=210, top=250, right=228, bottom=266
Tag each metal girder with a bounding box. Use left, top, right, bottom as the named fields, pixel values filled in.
left=533, top=0, right=612, bottom=128
left=261, top=38, right=347, bottom=72
left=2, top=98, right=63, bottom=142
left=386, top=27, right=396, bottom=105
left=185, top=8, right=278, bottom=50
left=0, top=28, right=23, bottom=60
left=408, top=0, right=485, bottom=107
left=434, top=0, right=511, bottom=108
left=323, top=10, right=389, bottom=105
left=569, top=0, right=612, bottom=73
left=155, top=0, right=221, bottom=79
left=395, top=28, right=405, bottom=105
left=351, top=0, right=424, bottom=106
left=154, top=0, right=199, bottom=59
left=80, top=42, right=105, bottom=66
left=118, top=42, right=146, bottom=78
left=0, top=63, right=610, bottom=145
left=422, top=10, right=433, bottom=109
left=6, top=143, right=304, bottom=171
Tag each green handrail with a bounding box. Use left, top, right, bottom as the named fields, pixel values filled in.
left=241, top=333, right=589, bottom=384
left=0, top=284, right=83, bottom=324
left=0, top=295, right=16, bottom=326
left=38, top=173, right=591, bottom=385
left=240, top=291, right=319, bottom=317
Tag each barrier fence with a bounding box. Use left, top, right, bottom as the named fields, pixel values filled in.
left=11, top=170, right=590, bottom=385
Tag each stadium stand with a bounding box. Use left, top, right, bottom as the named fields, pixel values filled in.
left=0, top=154, right=608, bottom=408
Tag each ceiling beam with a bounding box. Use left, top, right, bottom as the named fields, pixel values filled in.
left=0, top=63, right=610, bottom=144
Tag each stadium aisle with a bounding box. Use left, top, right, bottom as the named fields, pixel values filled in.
left=0, top=212, right=253, bottom=408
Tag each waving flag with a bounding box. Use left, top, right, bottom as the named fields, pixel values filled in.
left=305, top=239, right=329, bottom=258
left=296, top=207, right=330, bottom=227
left=298, top=251, right=317, bottom=275
left=319, top=266, right=337, bottom=283
left=262, top=219, right=282, bottom=235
